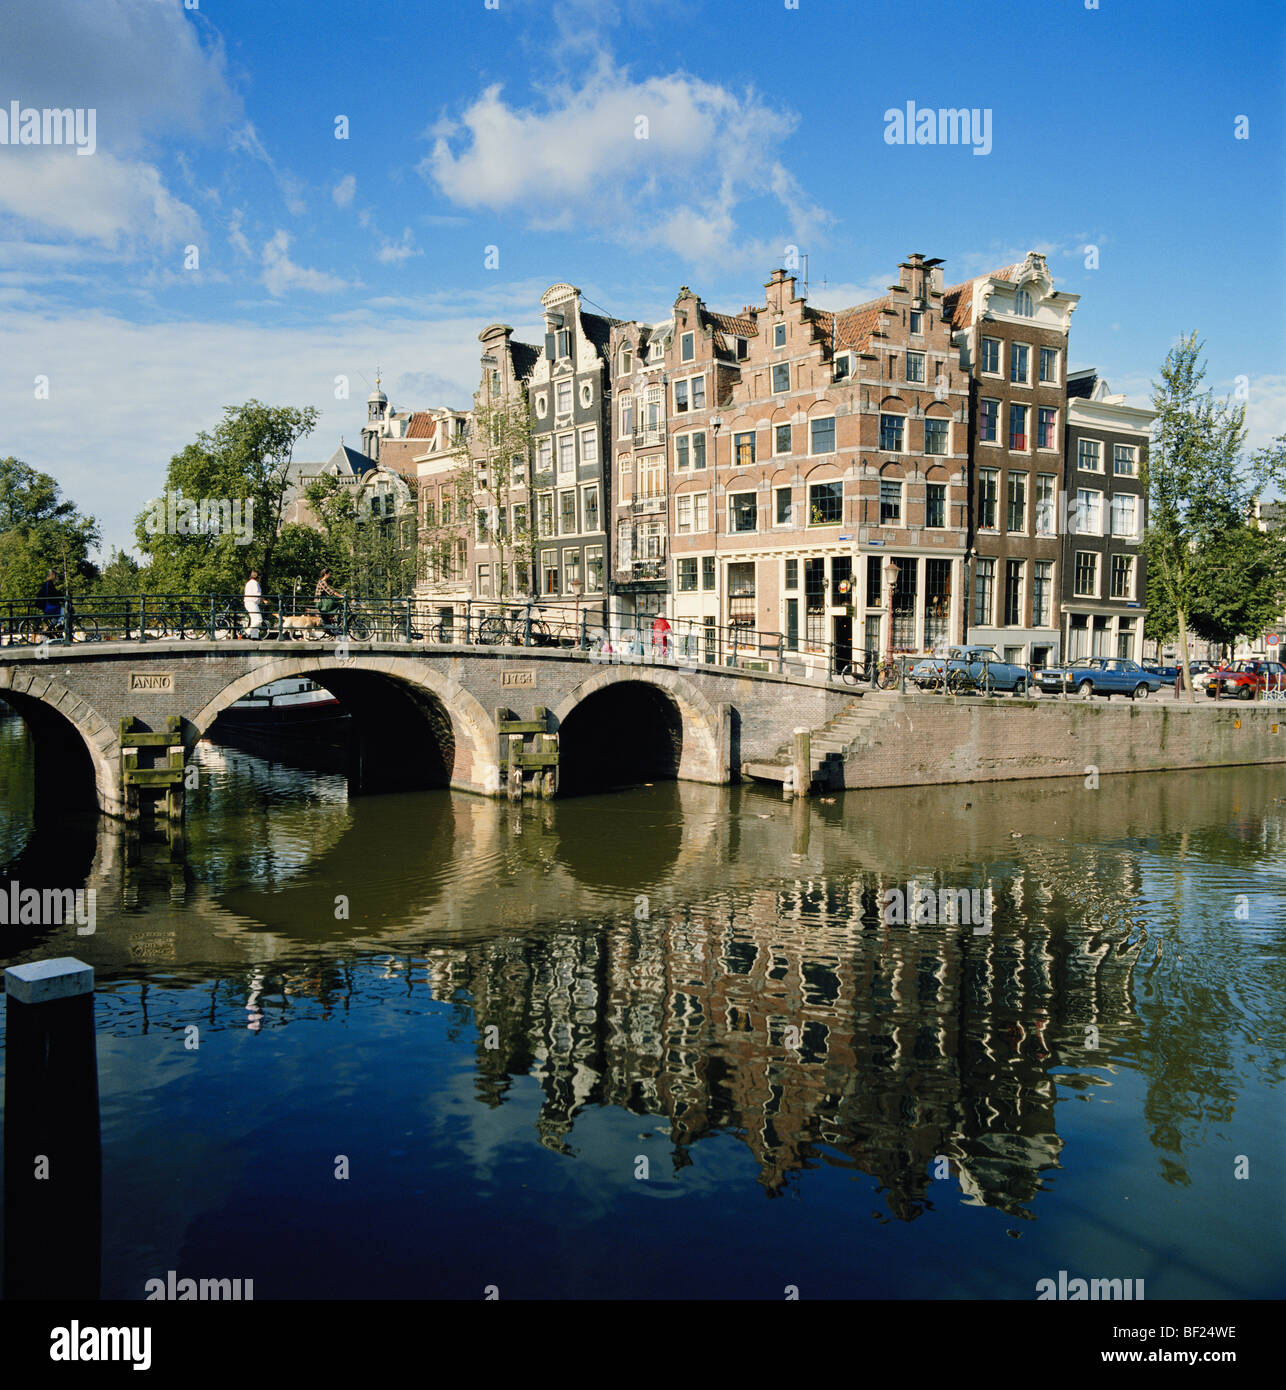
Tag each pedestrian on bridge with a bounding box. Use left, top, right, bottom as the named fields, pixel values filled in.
left=244, top=568, right=263, bottom=638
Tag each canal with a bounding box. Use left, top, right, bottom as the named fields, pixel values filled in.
left=0, top=707, right=1283, bottom=1299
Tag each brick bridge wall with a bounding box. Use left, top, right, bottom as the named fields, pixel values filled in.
left=0, top=641, right=853, bottom=817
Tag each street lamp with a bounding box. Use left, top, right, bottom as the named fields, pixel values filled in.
left=884, top=559, right=900, bottom=664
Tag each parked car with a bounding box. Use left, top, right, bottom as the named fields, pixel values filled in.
left=909, top=645, right=1032, bottom=694
left=1142, top=662, right=1180, bottom=686
left=1204, top=659, right=1286, bottom=700
left=1037, top=657, right=1162, bottom=700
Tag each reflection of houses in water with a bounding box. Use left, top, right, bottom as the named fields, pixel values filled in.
left=442, top=860, right=1145, bottom=1219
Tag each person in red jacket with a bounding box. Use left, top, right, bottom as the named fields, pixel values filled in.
left=651, top=613, right=671, bottom=656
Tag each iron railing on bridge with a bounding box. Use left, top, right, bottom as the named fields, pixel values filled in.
left=0, top=593, right=906, bottom=688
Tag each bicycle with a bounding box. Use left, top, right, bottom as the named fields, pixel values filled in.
left=838, top=656, right=900, bottom=689
left=477, top=607, right=552, bottom=647
left=14, top=609, right=100, bottom=645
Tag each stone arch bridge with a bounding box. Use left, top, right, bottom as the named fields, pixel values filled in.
left=0, top=640, right=853, bottom=820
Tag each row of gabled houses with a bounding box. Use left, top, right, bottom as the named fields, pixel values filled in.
left=298, top=250, right=1156, bottom=669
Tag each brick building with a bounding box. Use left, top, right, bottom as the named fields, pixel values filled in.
left=945, top=251, right=1078, bottom=668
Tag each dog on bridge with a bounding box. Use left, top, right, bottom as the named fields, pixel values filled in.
left=279, top=611, right=325, bottom=639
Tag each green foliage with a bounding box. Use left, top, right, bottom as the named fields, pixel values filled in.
left=0, top=456, right=100, bottom=598
left=1186, top=524, right=1286, bottom=650
left=471, top=391, right=537, bottom=600
left=303, top=472, right=421, bottom=596
left=135, top=400, right=319, bottom=593
left=88, top=548, right=144, bottom=597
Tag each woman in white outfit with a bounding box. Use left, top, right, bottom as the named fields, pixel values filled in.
left=244, top=568, right=262, bottom=638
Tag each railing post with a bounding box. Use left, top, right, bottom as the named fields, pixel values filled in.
left=579, top=609, right=587, bottom=650
left=124, top=598, right=132, bottom=642
left=464, top=601, right=472, bottom=645
left=140, top=593, right=148, bottom=643
left=208, top=594, right=216, bottom=641
left=524, top=603, right=533, bottom=648
left=899, top=655, right=906, bottom=695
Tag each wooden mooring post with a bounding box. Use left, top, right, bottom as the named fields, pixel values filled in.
left=791, top=727, right=812, bottom=798
left=120, top=715, right=188, bottom=823
left=496, top=706, right=560, bottom=800
left=3, top=958, right=101, bottom=1299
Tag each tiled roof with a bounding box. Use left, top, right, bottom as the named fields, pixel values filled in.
left=581, top=310, right=621, bottom=361
left=405, top=412, right=437, bottom=439
left=941, top=262, right=1026, bottom=329
left=705, top=309, right=757, bottom=338
left=832, top=295, right=893, bottom=351
left=510, top=340, right=541, bottom=381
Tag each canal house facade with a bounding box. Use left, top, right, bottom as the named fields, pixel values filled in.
left=945, top=252, right=1079, bottom=669
left=1061, top=370, right=1152, bottom=662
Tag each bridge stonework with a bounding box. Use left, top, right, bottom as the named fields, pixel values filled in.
left=0, top=641, right=852, bottom=818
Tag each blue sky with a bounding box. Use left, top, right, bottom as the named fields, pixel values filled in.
left=1, top=0, right=1282, bottom=560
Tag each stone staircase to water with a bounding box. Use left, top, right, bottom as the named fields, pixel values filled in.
left=742, top=688, right=906, bottom=789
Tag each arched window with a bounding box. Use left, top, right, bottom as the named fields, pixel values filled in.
left=1015, top=289, right=1034, bottom=316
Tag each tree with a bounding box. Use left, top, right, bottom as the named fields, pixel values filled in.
left=0, top=456, right=100, bottom=598
left=1186, top=523, right=1286, bottom=654
left=303, top=473, right=421, bottom=597
left=136, top=400, right=319, bottom=593
left=1143, top=335, right=1257, bottom=699
left=89, top=548, right=144, bottom=597
left=469, top=391, right=537, bottom=603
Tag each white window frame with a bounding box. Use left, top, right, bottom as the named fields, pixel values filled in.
left=555, top=379, right=573, bottom=416
left=906, top=350, right=926, bottom=384
left=1038, top=346, right=1059, bottom=384
left=1076, top=487, right=1103, bottom=535
left=680, top=331, right=695, bottom=362
left=1078, top=438, right=1103, bottom=472
left=1113, top=444, right=1138, bottom=476
left=579, top=426, right=598, bottom=464
left=676, top=493, right=693, bottom=533
left=1111, top=493, right=1138, bottom=538
left=978, top=396, right=1001, bottom=446
left=1037, top=406, right=1058, bottom=451
left=980, top=336, right=1002, bottom=375
left=556, top=431, right=575, bottom=478
left=773, top=323, right=787, bottom=348
left=810, top=415, right=837, bottom=456
left=728, top=490, right=758, bottom=534
left=1035, top=473, right=1057, bottom=536
left=1010, top=342, right=1031, bottom=386
left=1074, top=550, right=1100, bottom=598
left=771, top=361, right=790, bottom=395
left=581, top=484, right=600, bottom=534
left=1110, top=553, right=1135, bottom=599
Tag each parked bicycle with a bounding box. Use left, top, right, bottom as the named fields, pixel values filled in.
left=10, top=608, right=100, bottom=645
left=476, top=606, right=555, bottom=647
left=837, top=654, right=900, bottom=689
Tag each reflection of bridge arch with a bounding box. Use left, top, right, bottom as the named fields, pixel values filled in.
left=551, top=667, right=726, bottom=794
left=0, top=675, right=117, bottom=819
left=193, top=655, right=498, bottom=795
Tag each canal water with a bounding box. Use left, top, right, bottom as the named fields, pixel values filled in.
left=0, top=707, right=1282, bottom=1299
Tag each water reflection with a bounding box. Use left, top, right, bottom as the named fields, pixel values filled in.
left=3, top=705, right=1282, bottom=1239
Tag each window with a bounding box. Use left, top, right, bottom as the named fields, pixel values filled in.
left=676, top=435, right=689, bottom=470
left=775, top=487, right=793, bottom=526
left=775, top=423, right=792, bottom=454
left=476, top=509, right=489, bottom=542
left=834, top=353, right=852, bottom=381
left=639, top=457, right=664, bottom=498
left=924, top=418, right=948, bottom=455
left=495, top=505, right=508, bottom=539
left=674, top=379, right=689, bottom=414
left=978, top=397, right=999, bottom=444
left=771, top=362, right=790, bottom=394
left=1111, top=493, right=1137, bottom=537
left=909, top=310, right=923, bottom=335
left=906, top=351, right=926, bottom=383
left=691, top=376, right=706, bottom=409
left=554, top=328, right=571, bottom=359
left=477, top=563, right=492, bottom=597
left=734, top=431, right=756, bottom=467
left=1074, top=551, right=1098, bottom=597
left=564, top=550, right=581, bottom=591
left=512, top=502, right=527, bottom=536
left=1114, top=444, right=1138, bottom=476
left=616, top=518, right=631, bottom=567
left=1075, top=488, right=1103, bottom=534
left=676, top=493, right=692, bottom=533
left=1032, top=561, right=1053, bottom=626
left=458, top=497, right=468, bottom=523
left=926, top=482, right=946, bottom=528
left=541, top=548, right=559, bottom=595
left=1116, top=616, right=1135, bottom=660
left=810, top=416, right=836, bottom=455
left=620, top=347, right=633, bottom=375
left=1009, top=403, right=1028, bottom=450
left=1078, top=438, right=1102, bottom=472
left=702, top=555, right=715, bottom=590
left=866, top=556, right=883, bottom=607
left=1039, top=346, right=1059, bottom=384
left=1003, top=559, right=1023, bottom=626
left=784, top=558, right=799, bottom=590
left=879, top=413, right=904, bottom=452
left=620, top=396, right=634, bottom=437
left=559, top=490, right=577, bottom=535
left=797, top=557, right=824, bottom=644
left=978, top=469, right=999, bottom=529
left=582, top=485, right=599, bottom=534
left=555, top=380, right=572, bottom=415
left=1010, top=343, right=1030, bottom=384
left=681, top=331, right=694, bottom=362
left=585, top=546, right=603, bottom=592
left=735, top=337, right=748, bottom=360
left=536, top=437, right=553, bottom=474
left=1007, top=473, right=1027, bottom=532
left=557, top=432, right=575, bottom=477
left=1035, top=474, right=1056, bottom=535
left=677, top=557, right=698, bottom=591
left=645, top=389, right=662, bottom=433
left=538, top=493, right=554, bottom=537
left=729, top=492, right=757, bottom=533
left=879, top=479, right=901, bottom=524
left=981, top=337, right=1001, bottom=373
left=1037, top=407, right=1057, bottom=449
left=773, top=323, right=786, bottom=348
left=691, top=431, right=706, bottom=469
left=1111, top=554, right=1134, bottom=599
left=1015, top=289, right=1034, bottom=316
left=973, top=558, right=995, bottom=626
left=694, top=494, right=709, bottom=531
left=809, top=481, right=843, bottom=525
left=728, top=561, right=756, bottom=628
left=423, top=500, right=435, bottom=527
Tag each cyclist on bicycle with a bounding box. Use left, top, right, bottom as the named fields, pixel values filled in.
left=36, top=569, right=65, bottom=634
left=315, top=568, right=343, bottom=631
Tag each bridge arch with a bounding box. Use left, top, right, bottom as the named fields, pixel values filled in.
left=193, top=655, right=499, bottom=795
left=551, top=666, right=726, bottom=794
left=0, top=674, right=120, bottom=819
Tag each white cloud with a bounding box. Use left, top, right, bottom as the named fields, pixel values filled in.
left=260, top=230, right=348, bottom=296
left=0, top=148, right=199, bottom=248
left=376, top=228, right=420, bottom=264
left=332, top=175, right=356, bottom=208
left=422, top=65, right=827, bottom=266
